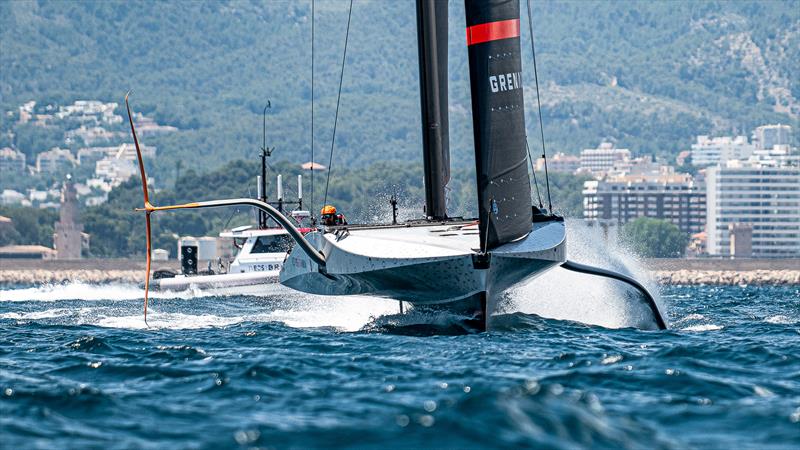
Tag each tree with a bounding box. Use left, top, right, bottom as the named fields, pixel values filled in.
left=0, top=206, right=58, bottom=247
left=621, top=217, right=689, bottom=258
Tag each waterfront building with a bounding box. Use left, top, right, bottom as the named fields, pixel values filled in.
left=0, top=245, right=56, bottom=259
left=728, top=223, right=753, bottom=258
left=690, top=135, right=753, bottom=167
left=706, top=161, right=800, bottom=258
left=0, top=147, right=26, bottom=174
left=752, top=124, right=792, bottom=150
left=583, top=170, right=705, bottom=234
left=535, top=152, right=580, bottom=174
left=35, top=147, right=76, bottom=174
left=579, top=143, right=631, bottom=175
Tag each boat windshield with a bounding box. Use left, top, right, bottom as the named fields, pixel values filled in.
left=250, top=235, right=293, bottom=253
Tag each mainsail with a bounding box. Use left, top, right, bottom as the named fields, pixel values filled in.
left=465, top=0, right=532, bottom=250
left=416, top=0, right=450, bottom=220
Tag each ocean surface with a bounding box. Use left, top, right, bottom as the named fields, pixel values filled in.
left=1, top=277, right=798, bottom=449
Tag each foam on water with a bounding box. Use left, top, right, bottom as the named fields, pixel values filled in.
left=253, top=293, right=398, bottom=331
left=764, top=314, right=795, bottom=324
left=681, top=324, right=724, bottom=332
left=95, top=312, right=249, bottom=330
left=0, top=280, right=399, bottom=331
left=0, top=281, right=214, bottom=302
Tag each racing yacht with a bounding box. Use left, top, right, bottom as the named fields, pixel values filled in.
left=126, top=0, right=667, bottom=331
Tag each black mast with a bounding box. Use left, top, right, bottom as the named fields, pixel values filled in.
left=415, top=0, right=450, bottom=220
left=465, top=0, right=532, bottom=251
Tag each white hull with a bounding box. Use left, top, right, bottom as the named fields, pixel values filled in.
left=280, top=220, right=567, bottom=315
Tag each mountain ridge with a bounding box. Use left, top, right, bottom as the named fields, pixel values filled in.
left=1, top=0, right=797, bottom=186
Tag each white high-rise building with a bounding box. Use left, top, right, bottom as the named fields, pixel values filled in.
left=690, top=135, right=754, bottom=167
left=706, top=161, right=800, bottom=258
left=579, top=143, right=631, bottom=175
left=752, top=124, right=792, bottom=150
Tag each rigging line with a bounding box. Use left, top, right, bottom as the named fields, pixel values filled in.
left=222, top=207, right=240, bottom=231
left=526, top=0, right=552, bottom=212
left=322, top=0, right=353, bottom=209
left=310, top=0, right=315, bottom=218
left=222, top=184, right=252, bottom=230
left=525, top=138, right=544, bottom=208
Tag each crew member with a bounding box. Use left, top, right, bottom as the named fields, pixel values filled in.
left=320, top=205, right=347, bottom=226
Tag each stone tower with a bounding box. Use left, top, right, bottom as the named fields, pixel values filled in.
left=54, top=176, right=83, bottom=259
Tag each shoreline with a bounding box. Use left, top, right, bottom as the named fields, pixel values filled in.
left=1, top=258, right=798, bottom=286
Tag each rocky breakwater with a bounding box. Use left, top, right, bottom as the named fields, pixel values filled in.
left=1, top=259, right=798, bottom=286
left=1, top=269, right=143, bottom=285
left=653, top=269, right=800, bottom=285
left=0, top=259, right=178, bottom=285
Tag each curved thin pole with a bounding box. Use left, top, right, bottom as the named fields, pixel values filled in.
left=561, top=260, right=668, bottom=330
left=141, top=198, right=326, bottom=267
left=127, top=94, right=326, bottom=326
left=125, top=92, right=151, bottom=326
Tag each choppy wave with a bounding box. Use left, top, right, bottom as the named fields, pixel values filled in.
left=1, top=285, right=798, bottom=448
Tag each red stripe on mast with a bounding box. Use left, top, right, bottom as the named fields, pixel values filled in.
left=466, top=19, right=520, bottom=46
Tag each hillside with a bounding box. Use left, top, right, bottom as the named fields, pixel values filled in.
left=1, top=0, right=798, bottom=186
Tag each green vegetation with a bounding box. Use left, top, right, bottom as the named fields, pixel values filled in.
left=1, top=0, right=798, bottom=188
left=0, top=206, right=58, bottom=247
left=1, top=158, right=587, bottom=257
left=621, top=217, right=690, bottom=258
left=2, top=1, right=796, bottom=257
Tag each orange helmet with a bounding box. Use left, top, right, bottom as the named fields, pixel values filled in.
left=321, top=205, right=337, bottom=215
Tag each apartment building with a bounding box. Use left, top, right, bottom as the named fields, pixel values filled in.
left=706, top=161, right=800, bottom=257
left=579, top=143, right=631, bottom=175
left=583, top=171, right=705, bottom=234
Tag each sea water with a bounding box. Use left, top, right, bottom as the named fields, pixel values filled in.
left=1, top=225, right=798, bottom=448
left=1, top=280, right=798, bottom=449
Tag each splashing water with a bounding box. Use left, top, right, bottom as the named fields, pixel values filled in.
left=0, top=281, right=400, bottom=332
left=508, top=220, right=665, bottom=329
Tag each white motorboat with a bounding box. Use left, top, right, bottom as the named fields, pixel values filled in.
left=125, top=0, right=667, bottom=331
left=154, top=221, right=309, bottom=294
